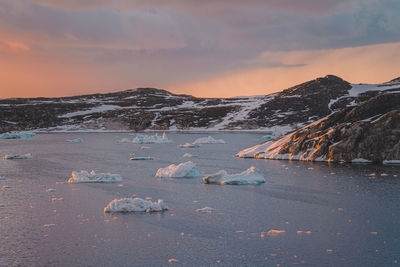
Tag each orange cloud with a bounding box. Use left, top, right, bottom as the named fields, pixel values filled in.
left=0, top=40, right=30, bottom=53
left=170, top=42, right=400, bottom=97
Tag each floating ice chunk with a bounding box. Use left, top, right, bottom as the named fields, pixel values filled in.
left=68, top=170, right=122, bottom=183
left=46, top=188, right=56, bottom=193
left=141, top=146, right=151, bottom=150
left=118, top=138, right=132, bottom=143
left=202, top=166, right=265, bottom=185
left=132, top=132, right=172, bottom=144
left=0, top=177, right=6, bottom=180
left=104, top=198, right=168, bottom=213
left=196, top=207, right=214, bottom=213
left=178, top=143, right=200, bottom=148
left=193, top=136, right=225, bottom=144
left=155, top=161, right=201, bottom=178
left=3, top=153, right=32, bottom=160
left=182, top=153, right=192, bottom=158
left=130, top=156, right=153, bottom=160
left=267, top=229, right=286, bottom=236
left=383, top=160, right=400, bottom=164
left=66, top=138, right=83, bottom=143
left=351, top=158, right=372, bottom=163
left=0, top=131, right=35, bottom=139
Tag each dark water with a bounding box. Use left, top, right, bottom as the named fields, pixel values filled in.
left=0, top=133, right=399, bottom=266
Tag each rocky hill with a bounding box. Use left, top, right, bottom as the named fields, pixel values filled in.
left=0, top=75, right=399, bottom=134
left=236, top=83, right=400, bottom=164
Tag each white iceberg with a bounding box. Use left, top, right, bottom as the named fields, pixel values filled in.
left=193, top=136, right=225, bottom=144
left=196, top=206, right=214, bottom=213
left=66, top=138, right=83, bottom=143
left=67, top=170, right=122, bottom=183
left=0, top=131, right=35, bottom=139
left=132, top=132, right=172, bottom=144
left=155, top=161, right=201, bottom=178
left=118, top=138, right=132, bottom=143
left=3, top=153, right=32, bottom=160
left=202, top=166, right=265, bottom=185
left=178, top=143, right=200, bottom=148
left=104, top=197, right=168, bottom=213
left=182, top=153, right=193, bottom=158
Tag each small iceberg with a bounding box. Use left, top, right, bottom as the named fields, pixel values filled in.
left=178, top=143, right=200, bottom=148
left=155, top=161, right=201, bottom=178
left=132, top=132, right=172, bottom=144
left=202, top=166, right=265, bottom=185
left=193, top=136, right=225, bottom=144
left=118, top=138, right=132, bottom=143
left=129, top=153, right=153, bottom=160
left=196, top=206, right=214, bottom=213
left=67, top=170, right=122, bottom=183
left=182, top=153, right=193, bottom=158
left=0, top=177, right=6, bottom=180
left=0, top=131, right=35, bottom=139
left=3, top=153, right=32, bottom=160
left=66, top=138, right=83, bottom=143
left=104, top=198, right=168, bottom=213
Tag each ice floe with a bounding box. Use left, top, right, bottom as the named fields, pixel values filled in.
left=66, top=138, right=83, bottom=143
left=178, top=143, right=200, bottom=148
left=202, top=166, right=265, bottom=185
left=130, top=156, right=153, bottom=160
left=104, top=198, right=168, bottom=213
left=67, top=170, right=122, bottom=183
left=182, top=153, right=193, bottom=158
left=132, top=132, right=172, bottom=144
left=193, top=136, right=225, bottom=144
left=3, top=153, right=33, bottom=160
left=196, top=207, right=214, bottom=213
left=155, top=161, right=201, bottom=178
left=0, top=131, right=35, bottom=139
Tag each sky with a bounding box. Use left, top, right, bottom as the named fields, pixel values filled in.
left=0, top=0, right=400, bottom=98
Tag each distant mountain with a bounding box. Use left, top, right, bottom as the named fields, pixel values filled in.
left=237, top=81, right=400, bottom=164
left=0, top=75, right=399, bottom=134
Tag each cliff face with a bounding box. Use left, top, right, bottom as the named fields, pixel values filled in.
left=237, top=87, right=400, bottom=164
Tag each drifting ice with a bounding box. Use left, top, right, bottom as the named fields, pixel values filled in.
left=66, top=138, right=83, bottom=143
left=104, top=198, right=168, bottom=213
left=3, top=153, right=32, bottom=160
left=132, top=133, right=172, bottom=144
left=193, top=136, right=225, bottom=144
left=68, top=170, right=123, bottom=183
left=182, top=153, right=193, bottom=158
left=0, top=131, right=35, bottom=139
left=178, top=143, right=200, bottom=148
left=202, top=166, right=265, bottom=185
left=155, top=161, right=201, bottom=178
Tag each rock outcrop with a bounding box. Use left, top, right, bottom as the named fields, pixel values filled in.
left=236, top=87, right=400, bottom=164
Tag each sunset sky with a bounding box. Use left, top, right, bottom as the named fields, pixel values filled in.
left=1, top=0, right=400, bottom=98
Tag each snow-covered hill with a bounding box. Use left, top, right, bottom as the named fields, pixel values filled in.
left=0, top=75, right=399, bottom=134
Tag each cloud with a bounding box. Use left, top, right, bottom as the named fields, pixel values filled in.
left=171, top=42, right=400, bottom=97
left=0, top=39, right=30, bottom=53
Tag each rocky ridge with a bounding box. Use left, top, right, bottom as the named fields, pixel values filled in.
left=0, top=75, right=399, bottom=134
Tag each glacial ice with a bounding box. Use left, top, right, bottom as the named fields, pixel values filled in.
left=202, top=166, right=265, bottom=185
left=155, top=161, right=201, bottom=178
left=3, top=153, right=33, bottom=160
left=67, top=170, right=123, bottom=183
left=131, top=132, right=172, bottom=144
left=193, top=136, right=225, bottom=144
left=104, top=198, right=168, bottom=213
left=196, top=206, right=214, bottom=213
left=66, top=138, right=83, bottom=143
left=0, top=131, right=35, bottom=139
left=178, top=143, right=200, bottom=148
